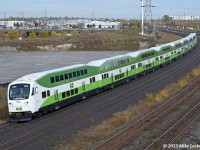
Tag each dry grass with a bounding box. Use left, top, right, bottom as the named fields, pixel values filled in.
left=156, top=32, right=181, bottom=45
left=0, top=87, right=8, bottom=121
left=146, top=66, right=200, bottom=106
left=52, top=65, right=200, bottom=150
left=0, top=30, right=180, bottom=51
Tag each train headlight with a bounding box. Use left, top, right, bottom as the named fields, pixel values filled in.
left=24, top=101, right=29, bottom=105
left=9, top=103, right=13, bottom=106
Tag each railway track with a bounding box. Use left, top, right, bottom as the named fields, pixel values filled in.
left=92, top=76, right=200, bottom=150
left=145, top=101, right=200, bottom=150
left=0, top=122, right=21, bottom=134
left=0, top=34, right=199, bottom=150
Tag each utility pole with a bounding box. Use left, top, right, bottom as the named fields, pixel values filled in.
left=144, top=0, right=154, bottom=26
left=92, top=9, right=94, bottom=19
left=141, top=0, right=144, bottom=35
left=141, top=0, right=155, bottom=35
left=22, top=11, right=24, bottom=27
left=44, top=9, right=47, bottom=27
left=4, top=12, right=6, bottom=28
left=198, top=15, right=200, bottom=31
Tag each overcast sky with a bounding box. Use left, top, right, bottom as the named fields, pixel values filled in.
left=0, top=0, right=199, bottom=19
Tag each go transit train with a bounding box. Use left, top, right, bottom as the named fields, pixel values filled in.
left=8, top=33, right=197, bottom=121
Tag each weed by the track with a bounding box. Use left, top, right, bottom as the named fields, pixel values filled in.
left=0, top=87, right=8, bottom=122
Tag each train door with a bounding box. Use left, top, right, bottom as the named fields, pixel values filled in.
left=54, top=89, right=59, bottom=101
left=82, top=81, right=86, bottom=92
left=111, top=73, right=114, bottom=82
left=126, top=68, right=128, bottom=77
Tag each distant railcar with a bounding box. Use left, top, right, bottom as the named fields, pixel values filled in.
left=8, top=33, right=197, bottom=121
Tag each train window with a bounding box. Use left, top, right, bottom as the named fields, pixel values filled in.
left=104, top=74, right=106, bottom=79
left=81, top=70, right=84, bottom=75
left=71, top=90, right=74, bottom=96
left=146, top=64, right=151, bottom=68
left=75, top=88, right=78, bottom=94
left=155, top=57, right=159, bottom=61
left=160, top=56, right=163, bottom=59
left=55, top=76, right=59, bottom=82
left=31, top=87, right=35, bottom=96
left=102, top=74, right=104, bottom=79
left=84, top=69, right=88, bottom=74
left=42, top=91, right=46, bottom=98
left=62, top=92, right=66, bottom=99
left=47, top=90, right=50, bottom=97
left=127, top=58, right=129, bottom=62
left=67, top=91, right=70, bottom=97
left=73, top=72, right=77, bottom=77
left=138, top=63, right=142, bottom=67
left=90, top=78, right=92, bottom=83
left=35, top=87, right=38, bottom=94
left=50, top=77, right=55, bottom=83
left=64, top=74, right=68, bottom=80
left=69, top=73, right=72, bottom=78
left=165, top=56, right=170, bottom=60
left=171, top=52, right=173, bottom=55
left=60, top=75, right=64, bottom=81
left=131, top=65, right=135, bottom=70
left=93, top=77, right=96, bottom=82
left=77, top=71, right=80, bottom=76
left=107, top=73, right=109, bottom=78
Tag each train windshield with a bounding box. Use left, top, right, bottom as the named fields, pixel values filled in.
left=9, top=84, right=30, bottom=100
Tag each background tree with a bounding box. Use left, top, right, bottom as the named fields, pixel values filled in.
left=128, top=19, right=138, bottom=28
left=121, top=20, right=128, bottom=28
left=29, top=31, right=37, bottom=38
left=193, top=20, right=199, bottom=30
left=163, top=15, right=171, bottom=25
left=37, top=30, right=49, bottom=38
left=60, top=30, right=66, bottom=37
left=71, top=30, right=79, bottom=36
left=170, top=21, right=176, bottom=28
left=50, top=31, right=59, bottom=37
left=8, top=30, right=19, bottom=39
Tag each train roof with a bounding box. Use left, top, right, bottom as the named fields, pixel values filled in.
left=14, top=64, right=85, bottom=83
left=126, top=47, right=159, bottom=57
left=87, top=55, right=128, bottom=67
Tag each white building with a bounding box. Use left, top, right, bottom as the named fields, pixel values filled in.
left=170, top=15, right=200, bottom=21
left=84, top=20, right=120, bottom=29
left=0, top=21, right=24, bottom=28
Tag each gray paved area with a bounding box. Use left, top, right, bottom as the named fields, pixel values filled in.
left=0, top=51, right=127, bottom=83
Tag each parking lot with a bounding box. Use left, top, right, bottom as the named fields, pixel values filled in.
left=0, top=50, right=126, bottom=83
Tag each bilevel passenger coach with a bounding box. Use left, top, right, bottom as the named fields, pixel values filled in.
left=8, top=33, right=197, bottom=121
